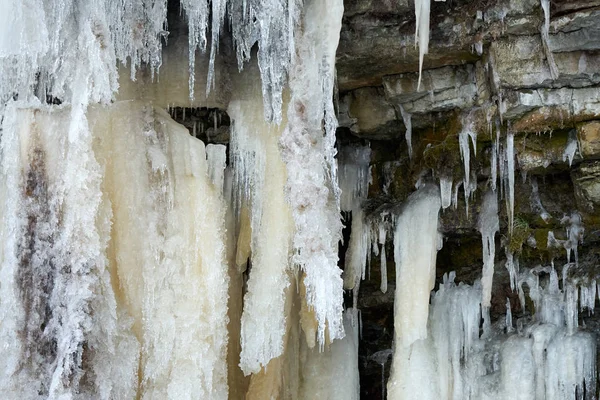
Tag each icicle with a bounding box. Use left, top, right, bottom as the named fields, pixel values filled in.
left=369, top=349, right=393, bottom=400
left=439, top=176, right=452, bottom=209
left=530, top=177, right=552, bottom=223
left=379, top=224, right=388, bottom=294
left=506, top=250, right=519, bottom=292
left=479, top=190, right=499, bottom=331
left=344, top=210, right=369, bottom=291
left=431, top=274, right=482, bottom=400
left=506, top=131, right=515, bottom=235
left=458, top=114, right=477, bottom=216
left=506, top=298, right=513, bottom=333
left=563, top=212, right=584, bottom=265
left=562, top=129, right=579, bottom=167
left=399, top=104, right=413, bottom=158
left=540, top=0, right=559, bottom=80
left=491, top=136, right=498, bottom=191
left=414, top=0, right=431, bottom=90
left=299, top=309, right=360, bottom=400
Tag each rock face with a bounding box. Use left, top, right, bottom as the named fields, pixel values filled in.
left=331, top=0, right=600, bottom=397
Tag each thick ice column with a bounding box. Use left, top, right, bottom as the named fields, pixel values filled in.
left=228, top=66, right=294, bottom=375
left=280, top=0, right=345, bottom=346
left=0, top=102, right=139, bottom=399
left=92, top=101, right=230, bottom=399
left=387, top=184, right=441, bottom=400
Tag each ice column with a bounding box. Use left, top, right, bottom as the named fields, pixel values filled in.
left=228, top=67, right=294, bottom=375
left=387, top=185, right=441, bottom=399
left=280, top=0, right=346, bottom=346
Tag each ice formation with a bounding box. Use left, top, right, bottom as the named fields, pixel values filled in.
left=479, top=189, right=499, bottom=330
left=506, top=131, right=515, bottom=235
left=228, top=67, right=294, bottom=375
left=279, top=0, right=346, bottom=346
left=0, top=0, right=359, bottom=397
left=399, top=105, right=413, bottom=158
left=0, top=102, right=230, bottom=398
left=563, top=129, right=580, bottom=167
left=414, top=0, right=431, bottom=89
left=387, top=185, right=441, bottom=398
left=2, top=1, right=599, bottom=399
left=540, top=0, right=559, bottom=79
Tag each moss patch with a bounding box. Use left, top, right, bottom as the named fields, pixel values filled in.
left=507, top=217, right=531, bottom=254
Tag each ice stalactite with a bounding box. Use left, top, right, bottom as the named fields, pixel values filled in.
left=339, top=144, right=372, bottom=294
left=228, top=66, right=294, bottom=375
left=479, top=189, right=499, bottom=331
left=398, top=105, right=413, bottom=158
left=387, top=184, right=441, bottom=399
left=540, top=0, right=559, bottom=80
left=280, top=0, right=346, bottom=346
left=414, top=0, right=431, bottom=89
left=506, top=130, right=515, bottom=235
left=563, top=129, right=579, bottom=167
left=439, top=176, right=453, bottom=209
left=458, top=114, right=477, bottom=216
left=228, top=0, right=302, bottom=123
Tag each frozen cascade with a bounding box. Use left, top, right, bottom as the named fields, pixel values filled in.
left=279, top=0, right=346, bottom=346
left=479, top=189, right=499, bottom=330
left=0, top=101, right=230, bottom=398
left=228, top=67, right=294, bottom=375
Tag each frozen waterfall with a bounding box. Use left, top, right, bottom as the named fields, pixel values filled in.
left=0, top=1, right=598, bottom=399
